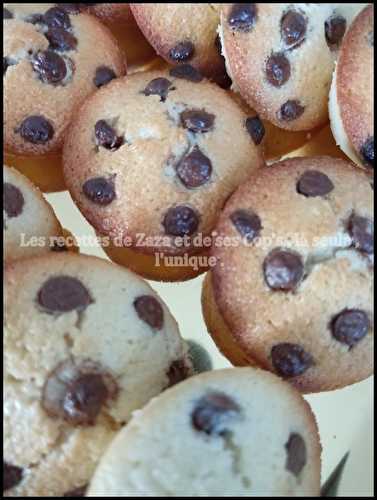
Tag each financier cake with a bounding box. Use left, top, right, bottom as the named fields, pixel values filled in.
left=202, top=156, right=374, bottom=393
left=4, top=253, right=192, bottom=496
left=329, top=4, right=374, bottom=170
left=3, top=3, right=126, bottom=191
left=63, top=68, right=264, bottom=281
left=130, top=4, right=230, bottom=86
left=3, top=164, right=78, bottom=259
left=88, top=368, right=321, bottom=496
left=219, top=3, right=366, bottom=131
left=3, top=164, right=64, bottom=261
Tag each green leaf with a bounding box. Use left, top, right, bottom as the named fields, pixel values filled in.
left=321, top=452, right=350, bottom=497
left=187, top=340, right=213, bottom=374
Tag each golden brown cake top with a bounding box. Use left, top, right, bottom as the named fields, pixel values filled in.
left=130, top=4, right=226, bottom=81
left=210, top=156, right=373, bottom=392
left=336, top=5, right=374, bottom=169
left=220, top=3, right=365, bottom=131
left=63, top=69, right=264, bottom=256
left=4, top=4, right=126, bottom=155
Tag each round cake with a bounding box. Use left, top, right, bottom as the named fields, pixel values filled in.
left=329, top=4, right=374, bottom=170
left=4, top=252, right=192, bottom=496
left=88, top=367, right=321, bottom=496
left=63, top=68, right=264, bottom=281
left=3, top=164, right=67, bottom=261
left=202, top=156, right=373, bottom=392
left=219, top=3, right=366, bottom=131
left=130, top=3, right=229, bottom=86
left=4, top=3, right=126, bottom=191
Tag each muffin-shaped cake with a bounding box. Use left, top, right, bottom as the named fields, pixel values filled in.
left=329, top=5, right=374, bottom=170
left=3, top=164, right=73, bottom=261
left=4, top=252, right=192, bottom=496
left=3, top=3, right=126, bottom=192
left=202, top=156, right=373, bottom=393
left=88, top=368, right=321, bottom=496
left=219, top=3, right=366, bottom=131
left=63, top=68, right=264, bottom=281
left=130, top=4, right=230, bottom=86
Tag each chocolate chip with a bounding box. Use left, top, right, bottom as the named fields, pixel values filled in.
left=133, top=295, right=164, bottom=330
left=46, top=27, right=77, bottom=52
left=325, top=15, right=346, bottom=49
left=163, top=205, right=199, bottom=236
left=348, top=214, right=374, bottom=255
left=228, top=3, right=257, bottom=32
left=285, top=433, right=307, bottom=477
left=3, top=8, right=13, bottom=19
left=360, top=137, right=374, bottom=169
left=17, top=115, right=54, bottom=144
left=24, top=13, right=45, bottom=25
left=230, top=209, right=262, bottom=243
left=94, top=120, right=123, bottom=150
left=93, top=66, right=116, bottom=88
left=192, top=392, right=240, bottom=436
left=4, top=463, right=23, bottom=491
left=278, top=100, right=305, bottom=122
left=297, top=170, right=334, bottom=197
left=281, top=10, right=307, bottom=49
left=63, top=373, right=109, bottom=425
left=82, top=177, right=116, bottom=205
left=37, top=276, right=92, bottom=313
left=265, top=53, right=291, bottom=87
left=143, top=77, right=173, bottom=102
left=44, top=7, right=71, bottom=30
left=3, top=183, right=24, bottom=218
left=180, top=109, right=215, bottom=133
left=64, top=485, right=88, bottom=497
left=263, top=248, right=304, bottom=291
left=42, top=359, right=118, bottom=426
left=169, top=41, right=194, bottom=63
left=32, top=50, right=67, bottom=84
left=331, top=309, right=370, bottom=347
left=169, top=64, right=203, bottom=82
left=167, top=359, right=189, bottom=386
left=245, top=116, right=265, bottom=145
left=271, top=343, right=313, bottom=378
left=175, top=146, right=212, bottom=189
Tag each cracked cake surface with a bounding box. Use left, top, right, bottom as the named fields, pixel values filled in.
left=87, top=368, right=321, bottom=496
left=3, top=3, right=126, bottom=156
left=4, top=252, right=192, bottom=496
left=63, top=69, right=264, bottom=258
left=205, top=156, right=373, bottom=393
